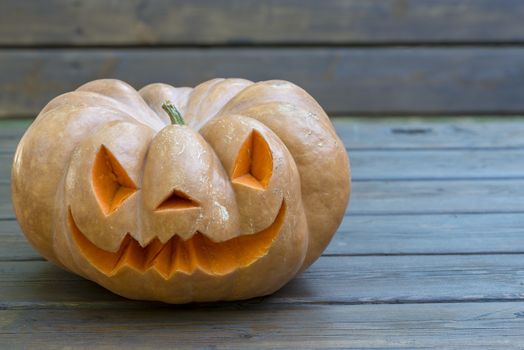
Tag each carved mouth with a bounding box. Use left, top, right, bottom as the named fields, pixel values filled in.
left=68, top=201, right=286, bottom=277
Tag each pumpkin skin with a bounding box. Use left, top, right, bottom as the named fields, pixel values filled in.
left=11, top=78, right=350, bottom=303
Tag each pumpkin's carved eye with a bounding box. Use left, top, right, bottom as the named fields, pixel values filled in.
left=156, top=189, right=200, bottom=211
left=93, top=145, right=138, bottom=216
left=232, top=130, right=273, bottom=190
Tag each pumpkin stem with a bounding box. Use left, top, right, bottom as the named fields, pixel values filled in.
left=162, top=101, right=185, bottom=125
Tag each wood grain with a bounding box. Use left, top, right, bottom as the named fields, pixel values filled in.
left=3, top=148, right=524, bottom=181
left=0, top=0, right=523, bottom=344
left=4, top=118, right=524, bottom=154
left=331, top=213, right=524, bottom=255
left=351, top=149, right=524, bottom=180
left=2, top=179, right=524, bottom=220
left=2, top=116, right=524, bottom=348
left=2, top=254, right=524, bottom=306
left=3, top=48, right=524, bottom=117
left=4, top=213, right=524, bottom=261
left=350, top=179, right=524, bottom=215
left=335, top=117, right=524, bottom=150
left=1, top=0, right=524, bottom=46
left=2, top=302, right=524, bottom=349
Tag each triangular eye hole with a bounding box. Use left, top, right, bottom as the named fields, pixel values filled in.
left=156, top=190, right=200, bottom=211
left=93, top=145, right=138, bottom=216
left=232, top=130, right=273, bottom=190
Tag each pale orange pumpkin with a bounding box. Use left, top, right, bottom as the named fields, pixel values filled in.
left=11, top=78, right=350, bottom=303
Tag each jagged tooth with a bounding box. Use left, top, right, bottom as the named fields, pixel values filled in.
left=151, top=238, right=172, bottom=278
left=172, top=238, right=179, bottom=273
left=184, top=234, right=214, bottom=273
left=174, top=237, right=192, bottom=274
left=113, top=237, right=145, bottom=272
left=230, top=236, right=242, bottom=269
left=128, top=239, right=146, bottom=270
left=192, top=234, right=212, bottom=273
left=198, top=234, right=216, bottom=274
left=144, top=238, right=164, bottom=268
left=186, top=237, right=199, bottom=273
left=112, top=236, right=132, bottom=272
left=169, top=236, right=179, bottom=275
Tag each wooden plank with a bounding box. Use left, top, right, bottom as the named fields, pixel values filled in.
left=3, top=118, right=524, bottom=153
left=328, top=213, right=524, bottom=256
left=0, top=155, right=10, bottom=179
left=0, top=221, right=39, bottom=261
left=0, top=120, right=29, bottom=154
left=3, top=119, right=524, bottom=181
left=335, top=117, right=524, bottom=150
left=2, top=302, right=524, bottom=349
left=3, top=146, right=524, bottom=181
left=3, top=148, right=524, bottom=182
left=349, top=179, right=524, bottom=215
left=4, top=213, right=524, bottom=261
left=2, top=179, right=524, bottom=219
left=0, top=183, right=12, bottom=219
left=350, top=149, right=524, bottom=180
left=2, top=0, right=524, bottom=46
left=3, top=48, right=524, bottom=117
left=3, top=254, right=524, bottom=305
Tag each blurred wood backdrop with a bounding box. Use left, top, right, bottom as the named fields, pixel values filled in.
left=1, top=0, right=524, bottom=118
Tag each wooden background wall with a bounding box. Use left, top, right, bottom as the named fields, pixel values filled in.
left=1, top=0, right=524, bottom=118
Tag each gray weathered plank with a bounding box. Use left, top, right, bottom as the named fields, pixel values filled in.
left=329, top=213, right=524, bottom=256
left=3, top=119, right=524, bottom=181
left=2, top=0, right=524, bottom=46
left=4, top=213, right=524, bottom=261
left=2, top=179, right=524, bottom=219
left=3, top=48, right=524, bottom=117
left=3, top=118, right=524, bottom=154
left=3, top=148, right=524, bottom=181
left=350, top=149, right=524, bottom=180
left=3, top=254, right=524, bottom=305
left=2, top=302, right=524, bottom=349
left=1, top=115, right=523, bottom=346
left=349, top=179, right=524, bottom=215
left=0, top=120, right=30, bottom=154
left=0, top=221, right=37, bottom=261
left=335, top=117, right=524, bottom=150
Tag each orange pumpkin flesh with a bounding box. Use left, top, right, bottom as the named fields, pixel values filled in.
left=70, top=201, right=285, bottom=277
left=93, top=145, right=139, bottom=215
left=12, top=78, right=351, bottom=303
left=156, top=190, right=200, bottom=211
left=232, top=130, right=273, bottom=190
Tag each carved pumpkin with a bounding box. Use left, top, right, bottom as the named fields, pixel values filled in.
left=11, top=78, right=350, bottom=303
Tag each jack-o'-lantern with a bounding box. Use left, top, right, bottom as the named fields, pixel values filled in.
left=11, top=78, right=350, bottom=303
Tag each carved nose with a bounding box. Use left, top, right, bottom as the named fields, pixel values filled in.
left=155, top=189, right=200, bottom=211
left=140, top=124, right=241, bottom=245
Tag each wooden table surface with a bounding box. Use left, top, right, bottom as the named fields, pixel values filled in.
left=1, top=116, right=524, bottom=349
